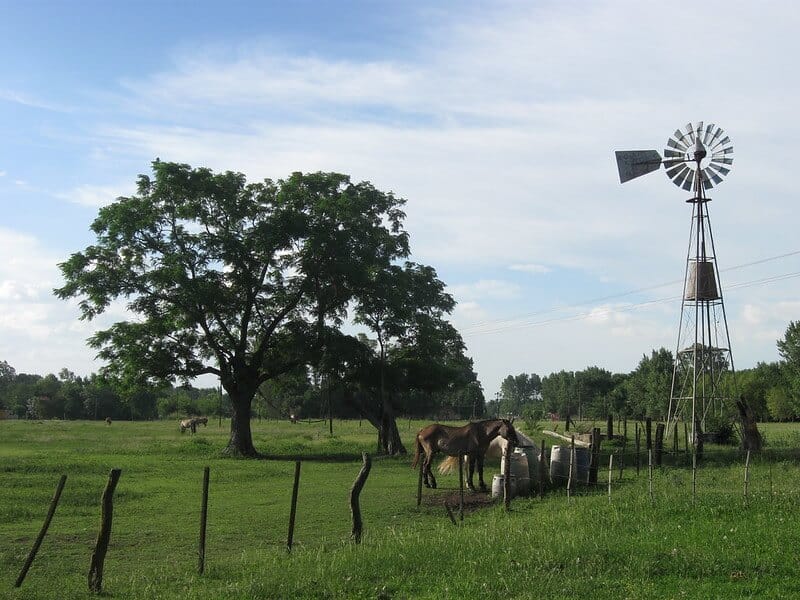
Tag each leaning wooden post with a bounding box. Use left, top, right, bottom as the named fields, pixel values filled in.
left=503, top=446, right=512, bottom=511
left=15, top=474, right=67, bottom=588
left=618, top=433, right=627, bottom=480
left=458, top=455, right=464, bottom=521
left=647, top=449, right=653, bottom=504
left=607, top=454, right=614, bottom=504
left=743, top=450, right=751, bottom=506
left=286, top=461, right=301, bottom=552
left=350, top=453, right=371, bottom=544
left=416, top=459, right=424, bottom=507
left=635, top=422, right=641, bottom=475
left=198, top=466, right=210, bottom=575
left=88, top=468, right=122, bottom=594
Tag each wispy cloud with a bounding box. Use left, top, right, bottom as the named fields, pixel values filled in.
left=58, top=183, right=135, bottom=207
left=0, top=89, right=73, bottom=113
left=509, top=264, right=551, bottom=274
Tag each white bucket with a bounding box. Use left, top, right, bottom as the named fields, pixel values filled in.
left=491, top=474, right=517, bottom=499
left=500, top=448, right=531, bottom=496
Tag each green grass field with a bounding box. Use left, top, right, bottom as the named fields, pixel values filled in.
left=2, top=418, right=800, bottom=599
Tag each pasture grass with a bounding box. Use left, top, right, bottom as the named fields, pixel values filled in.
left=1, top=419, right=800, bottom=599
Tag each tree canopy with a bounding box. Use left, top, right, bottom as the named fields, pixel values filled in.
left=56, top=161, right=465, bottom=456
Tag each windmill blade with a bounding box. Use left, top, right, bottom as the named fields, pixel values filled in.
left=673, top=166, right=693, bottom=189
left=667, top=138, right=687, bottom=151
left=681, top=170, right=695, bottom=191
left=685, top=123, right=696, bottom=144
left=711, top=156, right=733, bottom=165
left=666, top=162, right=687, bottom=179
left=703, top=124, right=715, bottom=145
left=708, top=162, right=731, bottom=175
left=615, top=150, right=662, bottom=183
left=673, top=129, right=691, bottom=145
left=703, top=167, right=723, bottom=186
left=700, top=169, right=714, bottom=189
left=664, top=149, right=686, bottom=158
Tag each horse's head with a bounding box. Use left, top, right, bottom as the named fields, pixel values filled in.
left=499, top=419, right=520, bottom=448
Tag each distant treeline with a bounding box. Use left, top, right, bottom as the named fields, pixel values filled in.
left=0, top=359, right=485, bottom=422
left=492, top=353, right=792, bottom=424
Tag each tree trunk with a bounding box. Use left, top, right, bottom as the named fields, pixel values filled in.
left=737, top=398, right=763, bottom=452
left=348, top=390, right=406, bottom=456
left=223, top=392, right=258, bottom=457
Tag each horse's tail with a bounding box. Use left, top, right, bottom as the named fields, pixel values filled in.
left=411, top=435, right=422, bottom=469
left=437, top=455, right=460, bottom=475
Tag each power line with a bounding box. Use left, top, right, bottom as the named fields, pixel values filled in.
left=461, top=269, right=800, bottom=338
left=459, top=249, right=800, bottom=335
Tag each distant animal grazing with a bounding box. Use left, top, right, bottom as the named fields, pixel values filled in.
left=180, top=416, right=208, bottom=434
left=105, top=417, right=112, bottom=426
left=438, top=428, right=538, bottom=475
left=411, top=419, right=519, bottom=491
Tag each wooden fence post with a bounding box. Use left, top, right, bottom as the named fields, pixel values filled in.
left=645, top=417, right=652, bottom=451
left=15, top=474, right=67, bottom=588
left=416, top=458, right=424, bottom=507
left=608, top=454, right=614, bottom=503
left=287, top=461, right=301, bottom=552
left=684, top=421, right=689, bottom=455
left=691, top=449, right=697, bottom=505
left=88, top=468, right=122, bottom=594
left=648, top=449, right=653, bottom=504
left=503, top=446, right=512, bottom=511
left=673, top=423, right=679, bottom=459
left=635, top=422, right=641, bottom=476
left=589, top=427, right=601, bottom=485
left=458, top=455, right=464, bottom=521
left=198, top=466, right=210, bottom=575
left=539, top=439, right=547, bottom=497
left=350, top=453, right=371, bottom=543
left=654, top=423, right=665, bottom=467
left=618, top=433, right=626, bottom=481
left=567, top=435, right=575, bottom=503
left=743, top=450, right=751, bottom=506
left=444, top=502, right=457, bottom=526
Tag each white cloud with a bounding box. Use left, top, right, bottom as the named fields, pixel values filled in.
left=509, top=264, right=551, bottom=274
left=60, top=183, right=135, bottom=207
left=448, top=279, right=521, bottom=302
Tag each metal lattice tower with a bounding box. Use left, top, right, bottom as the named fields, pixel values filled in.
left=615, top=122, right=736, bottom=446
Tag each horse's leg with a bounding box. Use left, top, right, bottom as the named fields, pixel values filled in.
left=477, top=454, right=487, bottom=491
left=423, top=450, right=435, bottom=488
left=427, top=453, right=437, bottom=489
left=466, top=456, right=476, bottom=491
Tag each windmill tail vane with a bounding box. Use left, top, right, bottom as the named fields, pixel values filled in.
left=615, top=122, right=733, bottom=192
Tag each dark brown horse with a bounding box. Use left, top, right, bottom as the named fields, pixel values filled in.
left=411, top=419, right=519, bottom=491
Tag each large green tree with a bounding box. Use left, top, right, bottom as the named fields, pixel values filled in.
left=56, top=161, right=409, bottom=456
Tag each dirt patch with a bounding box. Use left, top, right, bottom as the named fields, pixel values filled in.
left=421, top=489, right=497, bottom=515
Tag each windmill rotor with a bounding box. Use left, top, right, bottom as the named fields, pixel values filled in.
left=615, top=121, right=734, bottom=193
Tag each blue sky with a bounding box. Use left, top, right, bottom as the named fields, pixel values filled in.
left=3, top=0, right=800, bottom=401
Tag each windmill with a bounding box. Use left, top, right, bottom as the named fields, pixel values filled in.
left=615, top=122, right=736, bottom=449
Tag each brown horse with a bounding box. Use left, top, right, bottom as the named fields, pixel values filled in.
left=411, top=419, right=519, bottom=491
